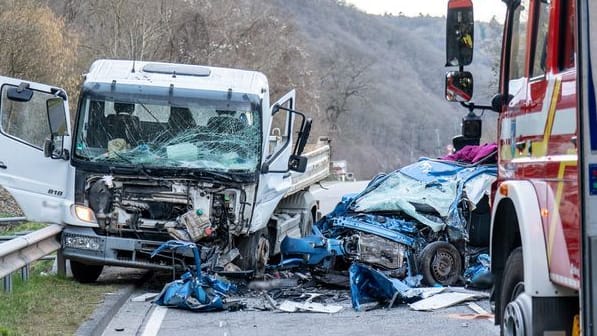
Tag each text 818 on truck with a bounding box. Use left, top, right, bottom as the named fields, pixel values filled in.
left=0, top=60, right=331, bottom=283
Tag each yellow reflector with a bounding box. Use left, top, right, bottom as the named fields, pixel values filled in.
left=541, top=208, right=550, bottom=218
left=74, top=205, right=97, bottom=223
left=499, top=184, right=509, bottom=196
left=572, top=314, right=580, bottom=336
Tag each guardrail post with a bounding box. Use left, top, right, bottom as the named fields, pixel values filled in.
left=20, top=264, right=29, bottom=281
left=56, top=248, right=66, bottom=277
left=2, top=275, right=12, bottom=293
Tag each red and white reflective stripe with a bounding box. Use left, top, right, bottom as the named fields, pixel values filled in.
left=499, top=78, right=575, bottom=140
left=550, top=272, right=580, bottom=290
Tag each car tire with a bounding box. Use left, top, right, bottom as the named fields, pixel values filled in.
left=70, top=260, right=104, bottom=283
left=418, top=241, right=462, bottom=286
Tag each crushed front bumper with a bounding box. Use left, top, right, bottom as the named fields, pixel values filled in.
left=61, top=226, right=177, bottom=270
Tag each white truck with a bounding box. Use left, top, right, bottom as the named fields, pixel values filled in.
left=0, top=59, right=330, bottom=282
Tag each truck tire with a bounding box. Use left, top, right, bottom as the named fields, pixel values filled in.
left=237, top=229, right=270, bottom=274
left=70, top=260, right=104, bottom=283
left=301, top=212, right=314, bottom=237
left=418, top=241, right=462, bottom=286
left=499, top=247, right=526, bottom=336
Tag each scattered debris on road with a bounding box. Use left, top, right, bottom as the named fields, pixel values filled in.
left=151, top=241, right=237, bottom=312
left=150, top=146, right=497, bottom=314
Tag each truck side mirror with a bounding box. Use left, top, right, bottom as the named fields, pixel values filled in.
left=45, top=97, right=69, bottom=160
left=294, top=119, right=312, bottom=156
left=47, top=97, right=68, bottom=137
left=462, top=112, right=482, bottom=138
left=446, top=0, right=474, bottom=67
left=288, top=155, right=308, bottom=173
left=445, top=71, right=473, bottom=102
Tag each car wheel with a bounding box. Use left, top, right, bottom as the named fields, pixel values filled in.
left=418, top=241, right=462, bottom=286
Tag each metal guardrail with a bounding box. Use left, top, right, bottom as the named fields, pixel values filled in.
left=0, top=224, right=63, bottom=293
left=0, top=217, right=26, bottom=225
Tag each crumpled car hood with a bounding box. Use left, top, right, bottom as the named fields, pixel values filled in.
left=350, top=158, right=496, bottom=232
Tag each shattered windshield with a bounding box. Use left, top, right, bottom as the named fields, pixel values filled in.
left=74, top=84, right=262, bottom=173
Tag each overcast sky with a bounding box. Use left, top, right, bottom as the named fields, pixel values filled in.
left=344, top=0, right=506, bottom=22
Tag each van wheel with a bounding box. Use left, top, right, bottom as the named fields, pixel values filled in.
left=418, top=241, right=462, bottom=286
left=70, top=260, right=103, bottom=283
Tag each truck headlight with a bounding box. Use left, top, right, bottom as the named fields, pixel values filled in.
left=63, top=234, right=102, bottom=251
left=72, top=205, right=97, bottom=223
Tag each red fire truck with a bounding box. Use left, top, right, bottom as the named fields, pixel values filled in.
left=444, top=0, right=597, bottom=334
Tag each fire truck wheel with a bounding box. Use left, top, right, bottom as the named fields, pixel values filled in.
left=499, top=247, right=526, bottom=335
left=418, top=241, right=462, bottom=286
left=70, top=260, right=104, bottom=283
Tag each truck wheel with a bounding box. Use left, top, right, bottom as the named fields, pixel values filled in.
left=418, top=241, right=462, bottom=286
left=237, top=230, right=270, bottom=274
left=500, top=247, right=527, bottom=336
left=301, top=212, right=314, bottom=237
left=70, top=260, right=103, bottom=283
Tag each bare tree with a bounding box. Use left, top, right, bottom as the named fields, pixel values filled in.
left=0, top=2, right=79, bottom=91
left=320, top=51, right=372, bottom=132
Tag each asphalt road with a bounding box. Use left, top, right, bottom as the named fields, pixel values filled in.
left=96, top=181, right=500, bottom=336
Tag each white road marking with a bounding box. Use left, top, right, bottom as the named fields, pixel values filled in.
left=141, top=305, right=168, bottom=336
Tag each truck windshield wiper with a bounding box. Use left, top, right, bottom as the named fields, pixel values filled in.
left=194, top=170, right=236, bottom=182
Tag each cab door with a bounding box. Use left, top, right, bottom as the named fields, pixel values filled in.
left=0, top=76, right=74, bottom=224
left=251, top=90, right=296, bottom=233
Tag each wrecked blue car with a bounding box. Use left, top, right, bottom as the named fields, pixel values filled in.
left=280, top=157, right=497, bottom=287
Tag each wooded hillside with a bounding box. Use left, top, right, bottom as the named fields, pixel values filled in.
left=0, top=0, right=502, bottom=178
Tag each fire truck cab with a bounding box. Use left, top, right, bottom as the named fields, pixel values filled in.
left=445, top=0, right=583, bottom=334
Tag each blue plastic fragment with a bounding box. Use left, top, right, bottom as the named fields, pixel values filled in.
left=151, top=240, right=236, bottom=312
left=463, top=253, right=492, bottom=289
left=349, top=263, right=422, bottom=311
left=279, top=234, right=345, bottom=266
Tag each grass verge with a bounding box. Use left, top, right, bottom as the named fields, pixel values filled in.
left=0, top=223, right=116, bottom=336
left=0, top=222, right=47, bottom=235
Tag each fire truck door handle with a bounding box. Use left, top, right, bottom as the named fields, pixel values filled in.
left=0, top=161, right=6, bottom=169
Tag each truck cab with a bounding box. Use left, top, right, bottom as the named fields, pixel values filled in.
left=0, top=60, right=322, bottom=282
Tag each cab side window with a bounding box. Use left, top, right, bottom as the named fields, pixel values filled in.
left=509, top=0, right=530, bottom=81
left=530, top=1, right=550, bottom=77
left=0, top=85, right=52, bottom=148
left=559, top=0, right=575, bottom=70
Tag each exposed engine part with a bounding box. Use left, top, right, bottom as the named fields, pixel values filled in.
left=88, top=178, right=113, bottom=223
left=85, top=175, right=249, bottom=242
left=168, top=210, right=214, bottom=242
left=344, top=233, right=408, bottom=272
